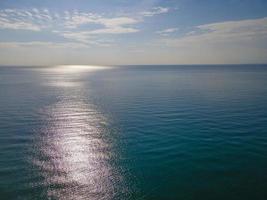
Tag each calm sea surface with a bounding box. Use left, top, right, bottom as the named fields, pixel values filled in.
left=0, top=65, right=267, bottom=200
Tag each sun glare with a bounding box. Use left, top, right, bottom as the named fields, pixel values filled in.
left=54, top=65, right=110, bottom=73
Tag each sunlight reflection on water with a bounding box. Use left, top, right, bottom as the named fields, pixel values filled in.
left=32, top=65, right=123, bottom=200
left=40, top=65, right=111, bottom=73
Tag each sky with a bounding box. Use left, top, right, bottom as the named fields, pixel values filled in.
left=0, top=0, right=267, bottom=66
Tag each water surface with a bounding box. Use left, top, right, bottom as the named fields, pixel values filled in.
left=0, top=65, right=267, bottom=200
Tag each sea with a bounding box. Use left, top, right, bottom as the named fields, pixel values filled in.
left=0, top=65, right=267, bottom=200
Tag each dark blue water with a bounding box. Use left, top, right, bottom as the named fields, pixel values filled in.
left=1, top=65, right=267, bottom=200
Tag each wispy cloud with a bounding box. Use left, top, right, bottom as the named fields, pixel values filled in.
left=156, top=17, right=267, bottom=64
left=59, top=15, right=139, bottom=44
left=141, top=7, right=169, bottom=17
left=57, top=32, right=114, bottom=46
left=0, top=5, right=171, bottom=47
left=0, top=20, right=41, bottom=31
left=0, top=8, right=143, bottom=45
left=0, top=41, right=88, bottom=49
left=0, top=9, right=45, bottom=31
left=65, top=15, right=139, bottom=34
left=161, top=17, right=267, bottom=47
left=156, top=28, right=178, bottom=36
left=0, top=8, right=152, bottom=33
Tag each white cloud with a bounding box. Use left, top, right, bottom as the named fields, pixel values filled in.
left=59, top=32, right=95, bottom=44
left=161, top=17, right=267, bottom=47
left=0, top=7, right=170, bottom=49
left=0, top=8, right=54, bottom=31
left=0, top=9, right=139, bottom=33
left=0, top=41, right=88, bottom=49
left=98, top=17, right=138, bottom=28
left=88, top=27, right=138, bottom=34
left=64, top=12, right=99, bottom=28
left=0, top=8, right=140, bottom=45
left=58, top=15, right=139, bottom=44
left=64, top=15, right=139, bottom=34
left=59, top=32, right=114, bottom=46
left=156, top=28, right=178, bottom=36
left=141, top=7, right=169, bottom=17
left=157, top=17, right=267, bottom=64
left=0, top=20, right=41, bottom=31
left=196, top=17, right=267, bottom=40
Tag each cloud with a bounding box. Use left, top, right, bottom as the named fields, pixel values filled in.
left=0, top=8, right=140, bottom=45
left=58, top=32, right=114, bottom=46
left=98, top=17, right=138, bottom=29
left=0, top=8, right=57, bottom=31
left=0, top=20, right=41, bottom=31
left=58, top=15, right=139, bottom=44
left=141, top=7, right=169, bottom=17
left=196, top=17, right=267, bottom=40
left=156, top=28, right=178, bottom=36
left=0, top=6, right=169, bottom=34
left=0, top=41, right=88, bottom=49
left=64, top=15, right=139, bottom=34
left=0, top=7, right=171, bottom=49
left=0, top=9, right=139, bottom=33
left=63, top=12, right=100, bottom=28
left=161, top=17, right=267, bottom=47
left=0, top=9, right=42, bottom=31
left=157, top=17, right=267, bottom=63
left=88, top=27, right=139, bottom=34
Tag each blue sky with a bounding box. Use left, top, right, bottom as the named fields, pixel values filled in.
left=0, top=0, right=267, bottom=65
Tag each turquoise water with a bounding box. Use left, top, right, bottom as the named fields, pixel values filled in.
left=0, top=65, right=267, bottom=200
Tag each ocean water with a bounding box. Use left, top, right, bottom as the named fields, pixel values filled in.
left=0, top=65, right=267, bottom=200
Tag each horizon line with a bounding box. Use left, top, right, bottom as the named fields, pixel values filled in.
left=1, top=63, right=267, bottom=67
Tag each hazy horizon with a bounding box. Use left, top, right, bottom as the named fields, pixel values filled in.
left=2, top=63, right=267, bottom=67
